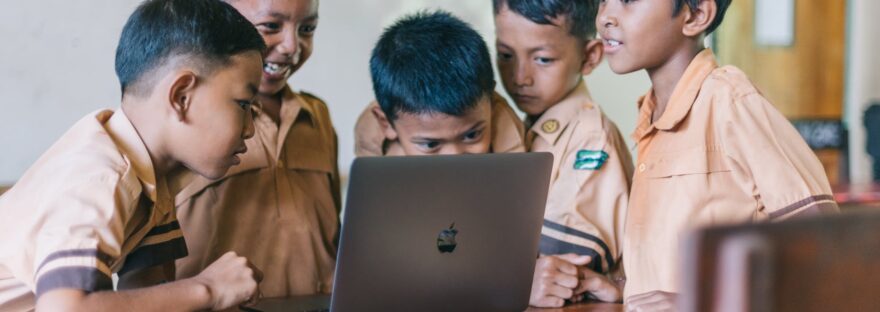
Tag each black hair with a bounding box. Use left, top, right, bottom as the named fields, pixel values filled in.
left=493, top=0, right=599, bottom=40
left=674, top=0, right=732, bottom=34
left=115, top=0, right=266, bottom=97
left=370, top=10, right=495, bottom=121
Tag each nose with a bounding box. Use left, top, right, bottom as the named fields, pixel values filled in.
left=276, top=28, right=299, bottom=61
left=597, top=3, right=618, bottom=32
left=242, top=110, right=256, bottom=140
left=514, top=61, right=533, bottom=88
left=439, top=144, right=466, bottom=155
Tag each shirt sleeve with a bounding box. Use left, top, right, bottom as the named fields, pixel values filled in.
left=721, top=92, right=840, bottom=220
left=539, top=120, right=633, bottom=274
left=32, top=172, right=134, bottom=298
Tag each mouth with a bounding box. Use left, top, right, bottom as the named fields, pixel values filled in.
left=603, top=39, right=623, bottom=52
left=512, top=93, right=539, bottom=103
left=263, top=62, right=293, bottom=79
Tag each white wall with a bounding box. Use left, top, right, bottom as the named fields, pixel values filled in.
left=846, top=0, right=880, bottom=183
left=0, top=0, right=647, bottom=185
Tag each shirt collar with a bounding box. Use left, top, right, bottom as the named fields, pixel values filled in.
left=528, top=82, right=594, bottom=146
left=104, top=109, right=171, bottom=214
left=632, top=48, right=718, bottom=140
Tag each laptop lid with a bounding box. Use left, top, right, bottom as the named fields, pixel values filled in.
left=330, top=153, right=552, bottom=312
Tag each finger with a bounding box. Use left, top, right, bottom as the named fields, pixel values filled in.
left=553, top=273, right=580, bottom=289
left=576, top=277, right=621, bottom=302
left=532, top=296, right=565, bottom=308
left=545, top=284, right=575, bottom=300
left=552, top=258, right=580, bottom=276
left=246, top=260, right=264, bottom=282
left=557, top=254, right=593, bottom=266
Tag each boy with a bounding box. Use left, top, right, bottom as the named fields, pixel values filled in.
left=172, top=0, right=342, bottom=298
left=493, top=0, right=633, bottom=307
left=355, top=11, right=526, bottom=156
left=0, top=0, right=265, bottom=310
left=597, top=0, right=839, bottom=309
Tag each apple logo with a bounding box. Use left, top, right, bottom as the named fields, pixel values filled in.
left=437, top=222, right=458, bottom=253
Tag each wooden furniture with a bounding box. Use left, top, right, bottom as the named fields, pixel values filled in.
left=682, top=211, right=880, bottom=312
left=241, top=296, right=622, bottom=312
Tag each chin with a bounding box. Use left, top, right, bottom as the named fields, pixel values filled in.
left=198, top=167, right=230, bottom=180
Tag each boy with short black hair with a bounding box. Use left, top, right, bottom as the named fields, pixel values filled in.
left=355, top=10, right=526, bottom=156
left=0, top=0, right=265, bottom=310
left=493, top=0, right=633, bottom=307
left=597, top=0, right=838, bottom=309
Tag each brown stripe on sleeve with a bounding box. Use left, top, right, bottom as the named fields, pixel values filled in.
left=118, top=237, right=188, bottom=276
left=36, top=249, right=113, bottom=277
left=35, top=267, right=112, bottom=298
left=769, top=195, right=839, bottom=220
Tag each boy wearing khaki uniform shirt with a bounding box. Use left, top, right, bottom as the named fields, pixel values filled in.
left=624, top=49, right=839, bottom=300
left=0, top=1, right=266, bottom=309
left=494, top=0, right=632, bottom=307
left=172, top=0, right=341, bottom=298
left=525, top=83, right=632, bottom=276
left=175, top=87, right=340, bottom=296
left=355, top=91, right=526, bottom=157
left=597, top=0, right=839, bottom=309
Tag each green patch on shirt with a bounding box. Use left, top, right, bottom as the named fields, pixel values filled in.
left=574, top=150, right=609, bottom=170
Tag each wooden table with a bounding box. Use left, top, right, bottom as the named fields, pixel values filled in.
left=526, top=302, right=622, bottom=312
left=243, top=296, right=622, bottom=311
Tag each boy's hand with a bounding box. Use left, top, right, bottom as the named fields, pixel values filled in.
left=571, top=267, right=622, bottom=303
left=529, top=254, right=592, bottom=307
left=625, top=291, right=679, bottom=312
left=192, top=251, right=262, bottom=311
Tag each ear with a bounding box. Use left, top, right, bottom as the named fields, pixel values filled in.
left=682, top=0, right=717, bottom=37
left=371, top=105, right=399, bottom=141
left=167, top=71, right=198, bottom=122
left=580, top=39, right=605, bottom=76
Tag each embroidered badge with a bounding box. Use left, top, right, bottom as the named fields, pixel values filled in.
left=574, top=150, right=609, bottom=170
left=541, top=120, right=560, bottom=134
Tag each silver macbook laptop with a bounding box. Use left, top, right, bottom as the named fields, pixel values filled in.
left=331, top=153, right=552, bottom=312
left=243, top=153, right=552, bottom=312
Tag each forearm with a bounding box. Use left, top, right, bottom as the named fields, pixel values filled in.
left=36, top=277, right=211, bottom=312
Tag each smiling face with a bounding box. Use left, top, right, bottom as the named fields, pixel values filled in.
left=495, top=5, right=600, bottom=117
left=597, top=0, right=689, bottom=75
left=172, top=52, right=263, bottom=179
left=374, top=96, right=494, bottom=156
left=228, top=0, right=319, bottom=96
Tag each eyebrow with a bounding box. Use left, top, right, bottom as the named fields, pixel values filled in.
left=247, top=83, right=258, bottom=97
left=496, top=41, right=552, bottom=54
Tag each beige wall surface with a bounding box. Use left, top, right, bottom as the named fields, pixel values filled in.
left=0, top=0, right=654, bottom=184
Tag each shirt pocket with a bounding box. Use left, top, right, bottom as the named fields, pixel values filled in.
left=645, top=146, right=731, bottom=178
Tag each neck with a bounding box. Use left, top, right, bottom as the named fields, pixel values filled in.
left=258, top=90, right=284, bottom=125
left=121, top=97, right=179, bottom=178
left=646, top=43, right=704, bottom=123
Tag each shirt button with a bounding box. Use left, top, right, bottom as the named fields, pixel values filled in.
left=638, top=163, right=646, bottom=172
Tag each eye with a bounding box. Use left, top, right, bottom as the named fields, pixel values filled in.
left=463, top=129, right=484, bottom=142
left=236, top=100, right=253, bottom=111
left=535, top=57, right=555, bottom=65
left=299, top=24, right=317, bottom=35
left=415, top=140, right=441, bottom=151
left=498, top=52, right=514, bottom=61
left=257, top=22, right=281, bottom=33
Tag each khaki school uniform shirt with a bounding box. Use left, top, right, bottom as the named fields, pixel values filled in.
left=623, top=49, right=839, bottom=298
left=174, top=87, right=340, bottom=297
left=354, top=91, right=527, bottom=156
left=0, top=110, right=186, bottom=311
left=526, top=82, right=633, bottom=274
